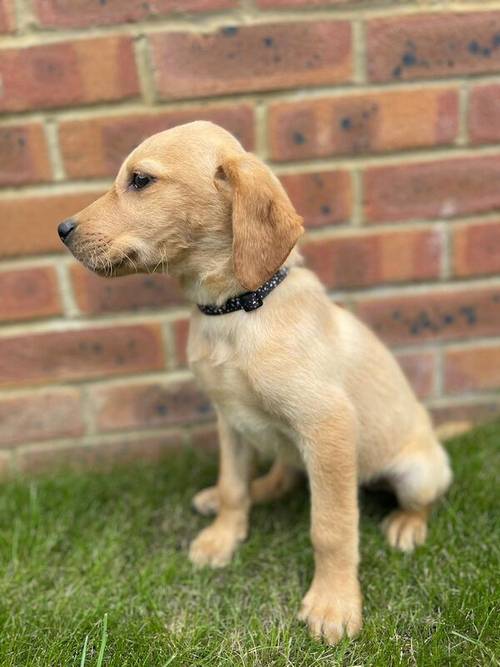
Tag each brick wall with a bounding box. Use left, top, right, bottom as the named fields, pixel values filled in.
left=1, top=0, right=500, bottom=475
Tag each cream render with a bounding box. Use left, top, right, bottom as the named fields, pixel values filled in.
left=59, top=121, right=452, bottom=646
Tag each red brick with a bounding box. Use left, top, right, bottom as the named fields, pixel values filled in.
left=444, top=344, right=500, bottom=394
left=0, top=36, right=139, bottom=113
left=0, top=191, right=104, bottom=258
left=188, top=423, right=218, bottom=451
left=17, top=433, right=183, bottom=475
left=363, top=155, right=500, bottom=223
left=356, top=286, right=500, bottom=346
left=468, top=84, right=500, bottom=145
left=150, top=21, right=352, bottom=101
left=453, top=220, right=500, bottom=278
left=71, top=265, right=184, bottom=315
left=269, top=88, right=458, bottom=162
left=0, top=124, right=52, bottom=186
left=396, top=351, right=436, bottom=400
left=302, top=228, right=442, bottom=289
left=0, top=451, right=10, bottom=479
left=0, top=324, right=165, bottom=388
left=34, top=0, right=235, bottom=28
left=367, top=12, right=500, bottom=83
left=59, top=105, right=255, bottom=179
left=172, top=318, right=190, bottom=367
left=0, top=389, right=84, bottom=448
left=91, top=378, right=213, bottom=433
left=0, top=0, right=15, bottom=32
left=0, top=267, right=61, bottom=323
left=279, top=170, right=351, bottom=228
left=431, top=399, right=500, bottom=427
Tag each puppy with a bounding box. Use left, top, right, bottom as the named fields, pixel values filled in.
left=58, top=121, right=452, bottom=645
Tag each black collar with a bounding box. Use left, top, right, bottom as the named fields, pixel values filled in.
left=198, top=267, right=289, bottom=316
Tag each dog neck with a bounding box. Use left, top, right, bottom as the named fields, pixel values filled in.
left=177, top=247, right=302, bottom=308
left=197, top=267, right=289, bottom=315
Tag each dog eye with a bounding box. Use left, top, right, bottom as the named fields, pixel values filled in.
left=130, top=172, right=154, bottom=190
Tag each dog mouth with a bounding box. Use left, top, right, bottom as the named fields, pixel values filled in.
left=92, top=253, right=139, bottom=277
left=92, top=263, right=128, bottom=278
left=67, top=232, right=167, bottom=278
left=70, top=242, right=140, bottom=278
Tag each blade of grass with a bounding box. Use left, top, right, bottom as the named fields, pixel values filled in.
left=79, top=634, right=89, bottom=667
left=96, top=614, right=108, bottom=667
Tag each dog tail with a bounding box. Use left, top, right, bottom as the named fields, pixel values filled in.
left=435, top=420, right=473, bottom=441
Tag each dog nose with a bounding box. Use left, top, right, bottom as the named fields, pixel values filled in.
left=58, top=218, right=77, bottom=243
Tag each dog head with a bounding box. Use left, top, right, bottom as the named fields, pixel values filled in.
left=58, top=121, right=304, bottom=296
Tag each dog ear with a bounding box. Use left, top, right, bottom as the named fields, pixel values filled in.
left=215, top=154, right=304, bottom=291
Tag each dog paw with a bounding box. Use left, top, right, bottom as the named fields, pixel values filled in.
left=192, top=487, right=219, bottom=516
left=189, top=522, right=245, bottom=568
left=382, top=509, right=428, bottom=552
left=298, top=578, right=362, bottom=645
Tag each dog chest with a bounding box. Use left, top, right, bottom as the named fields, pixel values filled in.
left=190, top=346, right=297, bottom=459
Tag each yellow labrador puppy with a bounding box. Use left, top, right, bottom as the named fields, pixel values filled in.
left=58, top=121, right=452, bottom=645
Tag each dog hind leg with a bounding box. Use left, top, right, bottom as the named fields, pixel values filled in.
left=381, top=436, right=452, bottom=552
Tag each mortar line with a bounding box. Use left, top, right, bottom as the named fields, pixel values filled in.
left=133, top=33, right=156, bottom=106
left=11, top=0, right=33, bottom=34
left=345, top=275, right=500, bottom=300
left=350, top=167, right=363, bottom=227
left=79, top=384, right=97, bottom=436
left=43, top=117, right=65, bottom=181
left=161, top=320, right=178, bottom=372
left=0, top=180, right=112, bottom=199
left=435, top=344, right=445, bottom=398
left=0, top=274, right=499, bottom=339
left=441, top=337, right=500, bottom=352
left=0, top=368, right=195, bottom=400
left=440, top=221, right=452, bottom=281
left=0, top=4, right=478, bottom=48
left=4, top=142, right=500, bottom=201
left=1, top=213, right=500, bottom=275
left=427, top=392, right=500, bottom=408
left=12, top=425, right=201, bottom=459
left=53, top=260, right=80, bottom=318
left=352, top=18, right=366, bottom=85
left=3, top=74, right=500, bottom=126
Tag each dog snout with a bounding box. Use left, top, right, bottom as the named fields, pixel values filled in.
left=58, top=218, right=77, bottom=244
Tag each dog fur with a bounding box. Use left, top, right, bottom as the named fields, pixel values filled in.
left=60, top=121, right=452, bottom=645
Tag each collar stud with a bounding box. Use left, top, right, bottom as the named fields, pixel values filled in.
left=240, top=292, right=264, bottom=312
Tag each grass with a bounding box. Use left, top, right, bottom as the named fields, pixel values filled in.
left=0, top=423, right=498, bottom=666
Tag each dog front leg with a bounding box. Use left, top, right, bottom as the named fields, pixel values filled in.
left=189, top=410, right=252, bottom=568
left=298, top=404, right=362, bottom=645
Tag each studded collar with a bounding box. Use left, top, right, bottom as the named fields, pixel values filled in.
left=197, top=267, right=289, bottom=316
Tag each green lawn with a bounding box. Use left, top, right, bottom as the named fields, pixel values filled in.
left=0, top=423, right=498, bottom=666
